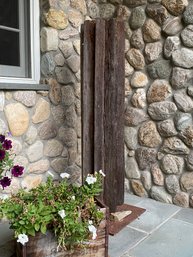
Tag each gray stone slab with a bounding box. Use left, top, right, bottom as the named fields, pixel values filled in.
left=129, top=219, right=193, bottom=257
left=0, top=240, right=15, bottom=257
left=0, top=222, right=14, bottom=257
left=109, top=226, right=147, bottom=257
left=124, top=193, right=143, bottom=205
left=173, top=207, right=193, bottom=225
left=121, top=253, right=134, bottom=257
left=128, top=198, right=180, bottom=233
left=0, top=222, right=14, bottom=246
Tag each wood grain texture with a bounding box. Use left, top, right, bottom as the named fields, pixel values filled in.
left=94, top=19, right=106, bottom=173
left=103, top=19, right=125, bottom=212
left=81, top=21, right=95, bottom=181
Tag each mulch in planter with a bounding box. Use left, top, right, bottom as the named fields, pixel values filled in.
left=109, top=204, right=146, bottom=235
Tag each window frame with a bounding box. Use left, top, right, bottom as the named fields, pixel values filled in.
left=0, top=0, right=40, bottom=85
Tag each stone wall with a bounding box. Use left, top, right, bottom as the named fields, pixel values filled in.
left=114, top=0, right=193, bottom=208
left=0, top=0, right=115, bottom=200
left=79, top=0, right=193, bottom=208
left=2, top=0, right=193, bottom=251
left=1, top=0, right=193, bottom=210
left=0, top=0, right=86, bottom=198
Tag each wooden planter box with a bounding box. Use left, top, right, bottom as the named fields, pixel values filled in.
left=16, top=201, right=109, bottom=257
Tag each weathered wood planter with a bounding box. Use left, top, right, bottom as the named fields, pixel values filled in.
left=16, top=202, right=108, bottom=257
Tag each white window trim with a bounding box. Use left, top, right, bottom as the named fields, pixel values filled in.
left=0, top=0, right=40, bottom=84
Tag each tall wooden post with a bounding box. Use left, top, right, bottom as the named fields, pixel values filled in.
left=103, top=20, right=125, bottom=211
left=81, top=21, right=95, bottom=179
left=94, top=19, right=105, bottom=173
left=81, top=19, right=125, bottom=213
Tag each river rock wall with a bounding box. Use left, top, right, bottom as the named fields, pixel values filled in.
left=0, top=0, right=86, bottom=198
left=1, top=0, right=193, bottom=209
left=115, top=0, right=193, bottom=208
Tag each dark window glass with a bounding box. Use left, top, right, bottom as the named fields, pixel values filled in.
left=0, top=0, right=19, bottom=29
left=0, top=29, right=20, bottom=66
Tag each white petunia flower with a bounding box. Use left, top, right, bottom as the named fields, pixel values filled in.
left=99, top=170, right=106, bottom=177
left=88, top=223, right=97, bottom=240
left=86, top=175, right=97, bottom=185
left=71, top=196, right=75, bottom=200
left=17, top=234, right=29, bottom=245
left=60, top=173, right=70, bottom=179
left=58, top=209, right=66, bottom=219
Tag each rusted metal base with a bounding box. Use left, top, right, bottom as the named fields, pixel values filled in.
left=109, top=204, right=146, bottom=235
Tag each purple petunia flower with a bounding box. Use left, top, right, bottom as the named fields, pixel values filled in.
left=0, top=135, right=5, bottom=143
left=0, top=149, right=5, bottom=161
left=0, top=176, right=11, bottom=189
left=2, top=139, right=12, bottom=150
left=11, top=165, right=24, bottom=177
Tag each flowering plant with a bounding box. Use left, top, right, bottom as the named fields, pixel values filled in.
left=0, top=171, right=105, bottom=250
left=0, top=134, right=24, bottom=190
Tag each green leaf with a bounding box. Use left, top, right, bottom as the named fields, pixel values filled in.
left=40, top=224, right=47, bottom=234
left=28, top=228, right=35, bottom=236
left=19, top=220, right=25, bottom=225
left=34, top=223, right=40, bottom=231
left=22, top=228, right=27, bottom=234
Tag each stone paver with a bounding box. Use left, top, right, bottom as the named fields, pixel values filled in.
left=0, top=240, right=15, bottom=257
left=109, top=226, right=147, bottom=257
left=127, top=197, right=180, bottom=233
left=129, top=219, right=193, bottom=257
left=0, top=222, right=14, bottom=246
left=109, top=194, right=193, bottom=257
left=124, top=193, right=143, bottom=205
left=173, top=208, right=193, bottom=225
